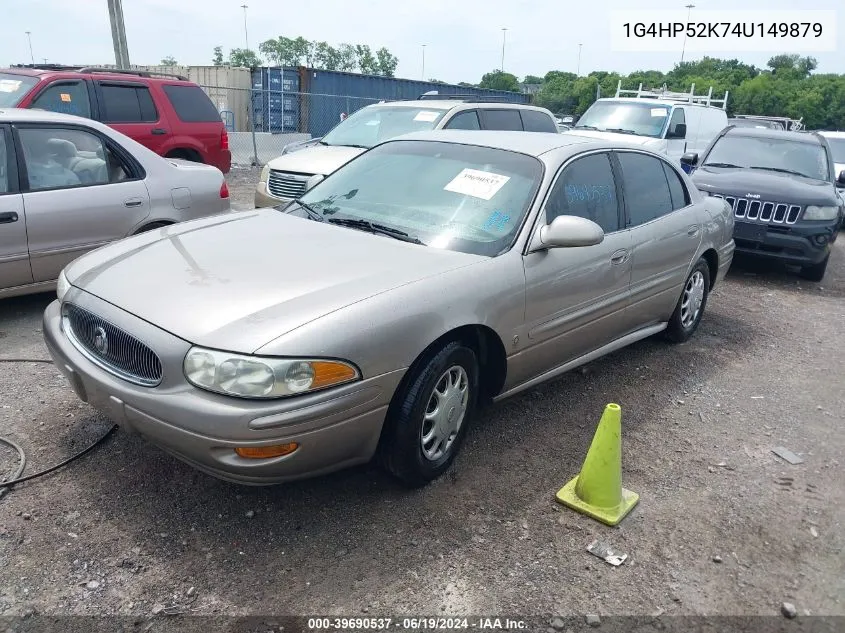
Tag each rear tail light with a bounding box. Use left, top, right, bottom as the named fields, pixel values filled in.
left=221, top=129, right=229, bottom=151
left=220, top=181, right=229, bottom=198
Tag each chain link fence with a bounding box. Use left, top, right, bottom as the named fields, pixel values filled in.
left=199, top=85, right=382, bottom=167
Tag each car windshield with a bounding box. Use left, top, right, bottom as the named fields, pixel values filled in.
left=0, top=73, right=38, bottom=107
left=704, top=135, right=830, bottom=181
left=320, top=106, right=450, bottom=149
left=574, top=101, right=669, bottom=137
left=824, top=137, right=845, bottom=163
left=294, top=140, right=543, bottom=257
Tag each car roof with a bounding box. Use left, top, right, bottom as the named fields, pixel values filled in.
left=817, top=130, right=845, bottom=138
left=596, top=97, right=721, bottom=109
left=725, top=126, right=823, bottom=144
left=383, top=129, right=640, bottom=157
left=366, top=100, right=548, bottom=112
left=0, top=107, right=99, bottom=125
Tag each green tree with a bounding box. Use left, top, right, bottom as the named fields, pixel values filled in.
left=355, top=45, right=378, bottom=74
left=228, top=48, right=262, bottom=68
left=313, top=41, right=342, bottom=70
left=160, top=55, right=177, bottom=66
left=337, top=44, right=358, bottom=72
left=478, top=71, right=520, bottom=92
left=523, top=75, right=544, bottom=84
left=767, top=54, right=817, bottom=80
left=212, top=46, right=224, bottom=66
left=375, top=47, right=398, bottom=77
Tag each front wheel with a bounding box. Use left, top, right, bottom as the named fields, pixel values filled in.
left=378, top=341, right=479, bottom=487
left=666, top=258, right=711, bottom=343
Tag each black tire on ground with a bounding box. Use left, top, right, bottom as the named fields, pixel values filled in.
left=666, top=257, right=711, bottom=344
left=378, top=341, right=479, bottom=488
left=799, top=254, right=829, bottom=282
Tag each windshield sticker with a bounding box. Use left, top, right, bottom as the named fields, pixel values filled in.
left=651, top=108, right=666, bottom=117
left=414, top=110, right=440, bottom=122
left=60, top=93, right=72, bottom=102
left=482, top=210, right=512, bottom=231
left=0, top=79, right=22, bottom=93
left=565, top=184, right=613, bottom=203
left=444, top=169, right=510, bottom=200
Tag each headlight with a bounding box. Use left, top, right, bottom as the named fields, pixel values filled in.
left=259, top=164, right=270, bottom=183
left=56, top=270, right=70, bottom=302
left=803, top=205, right=839, bottom=221
left=183, top=347, right=359, bottom=398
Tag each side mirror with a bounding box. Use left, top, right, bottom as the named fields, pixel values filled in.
left=304, top=174, right=325, bottom=192
left=680, top=152, right=699, bottom=167
left=530, top=215, right=604, bottom=252
left=667, top=123, right=687, bottom=139
left=837, top=170, right=845, bottom=186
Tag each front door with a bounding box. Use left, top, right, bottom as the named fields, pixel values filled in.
left=519, top=151, right=633, bottom=382
left=0, top=125, right=32, bottom=291
left=16, top=123, right=151, bottom=282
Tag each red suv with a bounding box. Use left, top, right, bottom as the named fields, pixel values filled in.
left=0, top=65, right=231, bottom=173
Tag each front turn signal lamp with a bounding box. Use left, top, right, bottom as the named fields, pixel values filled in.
left=235, top=443, right=299, bottom=459
left=183, top=347, right=359, bottom=399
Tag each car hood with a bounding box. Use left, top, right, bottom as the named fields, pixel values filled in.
left=691, top=166, right=839, bottom=206
left=265, top=144, right=366, bottom=176
left=563, top=129, right=660, bottom=146
left=65, top=210, right=483, bottom=353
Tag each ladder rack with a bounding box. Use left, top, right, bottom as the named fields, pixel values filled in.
left=733, top=114, right=804, bottom=131
left=614, top=80, right=728, bottom=110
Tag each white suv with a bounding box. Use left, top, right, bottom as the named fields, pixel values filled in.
left=254, top=97, right=558, bottom=208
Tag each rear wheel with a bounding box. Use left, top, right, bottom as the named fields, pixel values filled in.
left=666, top=257, right=711, bottom=343
left=134, top=221, right=171, bottom=235
left=166, top=149, right=204, bottom=164
left=378, top=341, right=479, bottom=487
left=799, top=254, right=829, bottom=282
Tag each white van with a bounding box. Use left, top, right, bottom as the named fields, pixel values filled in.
left=563, top=83, right=729, bottom=172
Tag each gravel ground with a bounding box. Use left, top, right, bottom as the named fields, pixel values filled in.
left=0, top=171, right=843, bottom=622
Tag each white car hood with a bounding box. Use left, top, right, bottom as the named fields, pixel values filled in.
left=563, top=129, right=661, bottom=147
left=265, top=144, right=366, bottom=176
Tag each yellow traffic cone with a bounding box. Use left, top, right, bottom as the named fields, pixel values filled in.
left=555, top=403, right=639, bottom=526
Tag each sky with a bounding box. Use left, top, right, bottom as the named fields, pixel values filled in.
left=1, top=0, right=843, bottom=85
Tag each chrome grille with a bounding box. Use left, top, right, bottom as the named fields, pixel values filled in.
left=267, top=170, right=310, bottom=200
left=712, top=194, right=801, bottom=224
left=63, top=304, right=162, bottom=387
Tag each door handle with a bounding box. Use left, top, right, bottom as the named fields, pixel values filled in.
left=124, top=198, right=143, bottom=208
left=0, top=212, right=19, bottom=224
left=151, top=128, right=168, bottom=135
left=687, top=224, right=700, bottom=236
left=610, top=249, right=629, bottom=265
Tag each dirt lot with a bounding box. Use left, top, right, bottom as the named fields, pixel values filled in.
left=1, top=169, right=843, bottom=623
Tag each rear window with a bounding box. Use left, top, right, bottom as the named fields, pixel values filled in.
left=162, top=84, right=221, bottom=123
left=0, top=73, right=38, bottom=107
left=520, top=109, right=557, bottom=132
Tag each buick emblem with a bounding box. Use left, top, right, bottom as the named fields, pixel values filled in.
left=93, top=326, right=109, bottom=355
left=745, top=193, right=761, bottom=199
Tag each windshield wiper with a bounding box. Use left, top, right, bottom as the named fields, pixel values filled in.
left=290, top=199, right=324, bottom=221
left=343, top=143, right=370, bottom=149
left=327, top=218, right=423, bottom=244
left=573, top=125, right=600, bottom=131
left=605, top=128, right=639, bottom=135
left=703, top=162, right=743, bottom=168
left=749, top=166, right=814, bottom=179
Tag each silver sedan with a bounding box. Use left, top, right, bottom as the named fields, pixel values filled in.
left=43, top=130, right=735, bottom=487
left=1, top=108, right=230, bottom=299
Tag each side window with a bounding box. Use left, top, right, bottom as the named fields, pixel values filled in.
left=29, top=81, right=91, bottom=118
left=667, top=108, right=686, bottom=138
left=617, top=152, right=673, bottom=226
left=521, top=109, right=558, bottom=133
left=162, top=85, right=221, bottom=122
left=99, top=84, right=158, bottom=123
left=662, top=162, right=690, bottom=209
left=18, top=127, right=131, bottom=191
left=444, top=111, right=481, bottom=130
left=482, top=109, right=523, bottom=131
left=0, top=129, right=8, bottom=193
left=545, top=153, right=620, bottom=233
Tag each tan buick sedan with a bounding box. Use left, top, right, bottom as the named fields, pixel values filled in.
left=43, top=130, right=735, bottom=488
left=0, top=108, right=230, bottom=299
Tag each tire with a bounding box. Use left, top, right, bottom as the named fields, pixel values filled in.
left=134, top=221, right=171, bottom=235
left=378, top=341, right=479, bottom=487
left=666, top=257, right=711, bottom=343
left=166, top=150, right=203, bottom=164
left=799, top=254, right=829, bottom=282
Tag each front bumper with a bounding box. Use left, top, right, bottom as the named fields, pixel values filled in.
left=43, top=295, right=403, bottom=485
left=254, top=181, right=290, bottom=209
left=732, top=220, right=838, bottom=266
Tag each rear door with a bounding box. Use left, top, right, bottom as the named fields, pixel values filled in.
left=0, top=124, right=32, bottom=291
left=93, top=80, right=167, bottom=154
left=15, top=123, right=151, bottom=282
left=615, top=150, right=702, bottom=325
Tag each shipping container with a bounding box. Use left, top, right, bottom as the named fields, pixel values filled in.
left=250, top=68, right=301, bottom=133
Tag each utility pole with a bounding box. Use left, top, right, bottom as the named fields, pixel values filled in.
left=106, top=0, right=131, bottom=69
left=501, top=28, right=507, bottom=72
left=577, top=43, right=583, bottom=76
left=25, top=32, right=34, bottom=64
left=421, top=44, right=426, bottom=80
left=241, top=4, right=250, bottom=51
left=680, top=4, right=695, bottom=64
